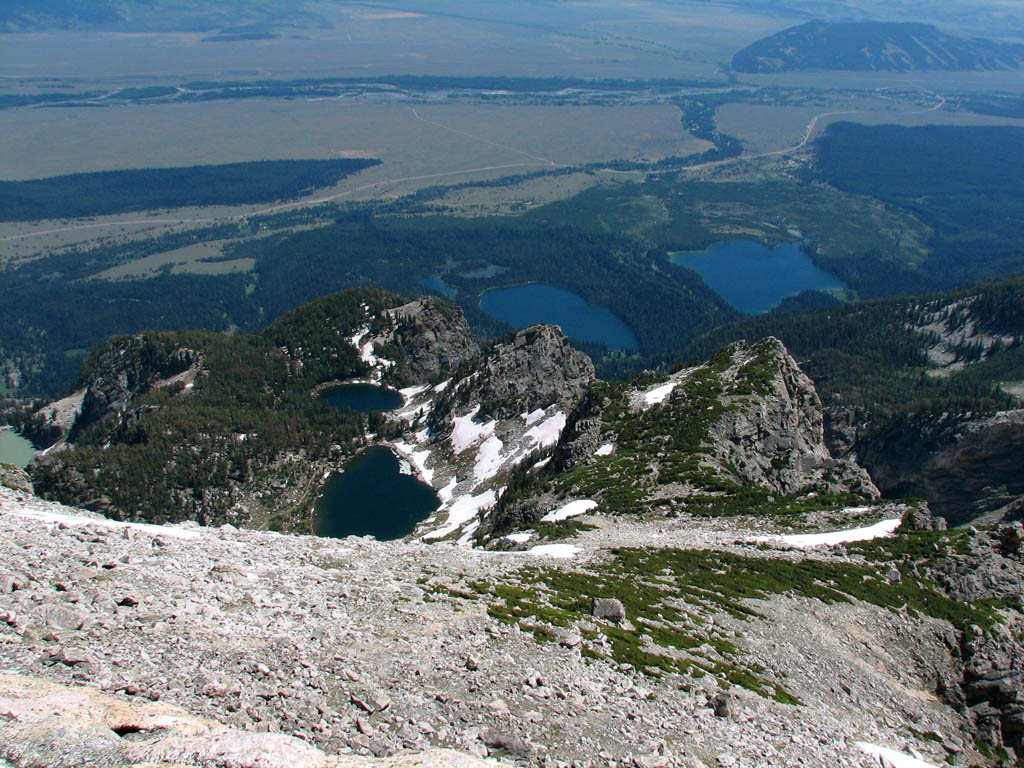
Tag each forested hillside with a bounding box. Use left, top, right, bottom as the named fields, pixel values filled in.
left=1, top=205, right=737, bottom=397
left=682, top=274, right=1024, bottom=420
left=27, top=288, right=419, bottom=528
left=813, top=123, right=1024, bottom=296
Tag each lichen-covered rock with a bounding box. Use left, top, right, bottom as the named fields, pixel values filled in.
left=591, top=597, right=626, bottom=623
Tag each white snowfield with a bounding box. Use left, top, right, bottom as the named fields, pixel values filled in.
left=391, top=442, right=434, bottom=486
left=474, top=435, right=505, bottom=482
left=857, top=742, right=939, bottom=768
left=522, top=408, right=546, bottom=427
left=594, top=443, right=614, bottom=456
left=504, top=531, right=534, bottom=543
left=643, top=381, right=678, bottom=407
left=398, top=384, right=430, bottom=399
left=755, top=517, right=902, bottom=548
left=523, top=412, right=565, bottom=449
left=528, top=543, right=582, bottom=558
left=541, top=499, right=598, bottom=523
left=422, top=490, right=496, bottom=541
left=451, top=406, right=495, bottom=453
left=417, top=405, right=570, bottom=541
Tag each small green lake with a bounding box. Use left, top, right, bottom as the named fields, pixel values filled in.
left=313, top=446, right=439, bottom=540
left=479, top=283, right=639, bottom=351
left=669, top=241, right=845, bottom=314
left=0, top=428, right=35, bottom=469
left=317, top=383, right=404, bottom=413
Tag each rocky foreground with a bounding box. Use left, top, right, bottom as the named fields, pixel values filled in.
left=4, top=479, right=1021, bottom=768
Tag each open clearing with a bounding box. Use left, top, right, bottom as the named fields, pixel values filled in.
left=429, top=171, right=604, bottom=216
left=0, top=100, right=704, bottom=181
left=90, top=240, right=255, bottom=281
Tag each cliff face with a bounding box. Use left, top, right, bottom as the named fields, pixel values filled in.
left=857, top=410, right=1024, bottom=526
left=395, top=324, right=596, bottom=542
left=926, top=524, right=1024, bottom=760
left=73, top=336, right=203, bottom=439
left=382, top=298, right=478, bottom=386
left=703, top=339, right=877, bottom=498
left=447, top=324, right=595, bottom=422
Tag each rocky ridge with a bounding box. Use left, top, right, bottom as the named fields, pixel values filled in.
left=392, top=324, right=596, bottom=543
left=480, top=337, right=877, bottom=542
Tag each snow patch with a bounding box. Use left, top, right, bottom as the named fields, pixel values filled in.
left=594, top=443, right=614, bottom=457
left=399, top=384, right=429, bottom=399
left=533, top=457, right=551, bottom=469
left=541, top=499, right=598, bottom=523
left=856, top=743, right=939, bottom=768
left=528, top=543, right=582, bottom=559
left=450, top=406, right=496, bottom=454
left=423, top=490, right=496, bottom=540
left=437, top=478, right=458, bottom=504
left=522, top=408, right=546, bottom=427
left=523, top=412, right=565, bottom=450
left=392, top=442, right=434, bottom=486
left=474, top=435, right=505, bottom=482
left=755, top=518, right=902, bottom=548
left=457, top=520, right=480, bottom=546
left=643, top=381, right=678, bottom=407
left=505, top=531, right=535, bottom=544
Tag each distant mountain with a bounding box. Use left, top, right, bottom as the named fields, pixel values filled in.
left=732, top=21, right=1024, bottom=73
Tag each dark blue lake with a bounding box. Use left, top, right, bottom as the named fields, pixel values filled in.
left=479, top=284, right=639, bottom=351
left=669, top=241, right=845, bottom=314
left=317, top=383, right=404, bottom=413
left=419, top=276, right=457, bottom=299
left=313, top=446, right=439, bottom=540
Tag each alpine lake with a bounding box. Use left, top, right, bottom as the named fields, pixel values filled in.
left=479, top=283, right=639, bottom=350
left=669, top=240, right=845, bottom=314
left=0, top=428, right=35, bottom=470
left=313, top=384, right=439, bottom=541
